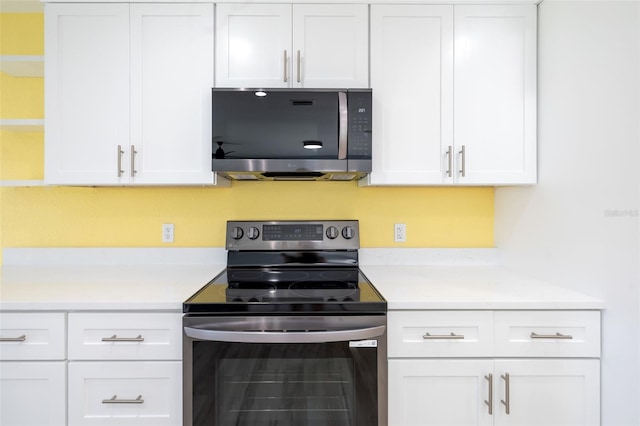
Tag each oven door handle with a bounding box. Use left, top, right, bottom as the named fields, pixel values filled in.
left=184, top=325, right=385, bottom=344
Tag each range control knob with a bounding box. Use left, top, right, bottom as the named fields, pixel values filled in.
left=247, top=227, right=260, bottom=240
left=342, top=226, right=356, bottom=240
left=231, top=226, right=244, bottom=240
left=326, top=226, right=339, bottom=239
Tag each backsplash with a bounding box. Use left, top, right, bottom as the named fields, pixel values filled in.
left=0, top=12, right=494, bottom=265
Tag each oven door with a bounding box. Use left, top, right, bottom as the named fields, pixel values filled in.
left=183, top=315, right=387, bottom=426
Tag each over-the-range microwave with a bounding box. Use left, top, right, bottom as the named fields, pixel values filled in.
left=211, top=88, right=372, bottom=181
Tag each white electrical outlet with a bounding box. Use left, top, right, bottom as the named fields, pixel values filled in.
left=162, top=223, right=174, bottom=243
left=394, top=223, right=406, bottom=243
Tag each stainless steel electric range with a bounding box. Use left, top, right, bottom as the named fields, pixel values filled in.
left=183, top=220, right=387, bottom=426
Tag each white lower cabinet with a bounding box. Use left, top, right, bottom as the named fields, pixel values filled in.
left=388, top=310, right=601, bottom=426
left=67, top=312, right=183, bottom=426
left=389, top=359, right=600, bottom=426
left=0, top=361, right=67, bottom=426
left=68, top=361, right=182, bottom=426
left=0, top=313, right=67, bottom=426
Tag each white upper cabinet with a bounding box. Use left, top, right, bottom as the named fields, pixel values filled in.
left=130, top=4, right=215, bottom=185
left=45, top=3, right=130, bottom=185
left=454, top=5, right=537, bottom=185
left=45, top=3, right=223, bottom=186
left=364, top=4, right=536, bottom=186
left=215, top=3, right=368, bottom=88
left=367, top=5, right=454, bottom=185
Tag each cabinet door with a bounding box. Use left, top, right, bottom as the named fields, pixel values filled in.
left=292, top=4, right=368, bottom=88
left=0, top=362, right=66, bottom=426
left=68, top=361, right=182, bottom=426
left=389, top=359, right=493, bottom=426
left=215, top=4, right=291, bottom=88
left=45, top=3, right=130, bottom=185
left=494, top=359, right=600, bottom=426
left=454, top=5, right=537, bottom=185
left=130, top=4, right=214, bottom=184
left=366, top=5, right=453, bottom=185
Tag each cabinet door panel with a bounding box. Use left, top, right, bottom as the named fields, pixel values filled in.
left=0, top=362, right=66, bottom=426
left=215, top=4, right=291, bottom=88
left=293, top=4, right=368, bottom=88
left=454, top=5, right=536, bottom=184
left=44, top=3, right=130, bottom=185
left=130, top=4, right=214, bottom=184
left=494, top=359, right=600, bottom=426
left=367, top=5, right=453, bottom=185
left=389, top=359, right=493, bottom=426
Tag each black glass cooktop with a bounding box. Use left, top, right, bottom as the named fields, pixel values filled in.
left=184, top=267, right=386, bottom=315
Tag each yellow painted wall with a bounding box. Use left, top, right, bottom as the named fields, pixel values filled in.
left=0, top=13, right=494, bottom=265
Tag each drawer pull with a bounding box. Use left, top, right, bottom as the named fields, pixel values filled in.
left=530, top=332, right=573, bottom=340
left=423, top=332, right=465, bottom=340
left=101, top=334, right=144, bottom=342
left=102, top=395, right=144, bottom=404
left=484, top=373, right=493, bottom=415
left=0, top=335, right=26, bottom=342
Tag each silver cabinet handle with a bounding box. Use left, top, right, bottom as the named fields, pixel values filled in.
left=117, top=145, right=124, bottom=177
left=283, top=50, right=288, bottom=83
left=101, top=334, right=144, bottom=342
left=102, top=395, right=144, bottom=404
left=296, top=50, right=301, bottom=83
left=422, top=332, right=465, bottom=340
left=459, top=145, right=466, bottom=177
left=0, top=335, right=26, bottom=342
left=530, top=332, right=573, bottom=340
left=501, top=373, right=510, bottom=414
left=484, top=373, right=493, bottom=415
left=130, top=145, right=137, bottom=177
left=446, top=145, right=453, bottom=178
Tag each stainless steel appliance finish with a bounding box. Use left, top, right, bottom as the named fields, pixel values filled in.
left=183, top=220, right=387, bottom=426
left=211, top=89, right=372, bottom=181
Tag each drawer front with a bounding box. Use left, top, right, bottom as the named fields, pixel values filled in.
left=68, top=361, right=182, bottom=426
left=388, top=311, right=494, bottom=358
left=0, top=313, right=66, bottom=360
left=494, top=311, right=601, bottom=357
left=68, top=313, right=182, bottom=360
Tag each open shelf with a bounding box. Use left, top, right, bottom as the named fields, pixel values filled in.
left=0, top=55, right=44, bottom=77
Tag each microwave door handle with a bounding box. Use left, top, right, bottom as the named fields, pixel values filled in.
left=184, top=325, right=385, bottom=344
left=338, top=91, right=348, bottom=159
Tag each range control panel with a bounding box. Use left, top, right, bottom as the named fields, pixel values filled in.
left=226, top=220, right=360, bottom=251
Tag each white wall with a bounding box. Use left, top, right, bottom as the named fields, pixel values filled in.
left=495, top=1, right=640, bottom=424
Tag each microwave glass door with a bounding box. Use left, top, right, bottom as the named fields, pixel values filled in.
left=212, top=90, right=341, bottom=159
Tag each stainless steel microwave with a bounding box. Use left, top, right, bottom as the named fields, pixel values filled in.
left=211, top=88, right=372, bottom=181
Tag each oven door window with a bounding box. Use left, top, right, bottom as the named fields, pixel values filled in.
left=192, top=341, right=377, bottom=426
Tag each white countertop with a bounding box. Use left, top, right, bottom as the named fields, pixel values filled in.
left=0, top=248, right=604, bottom=311
left=363, top=265, right=604, bottom=310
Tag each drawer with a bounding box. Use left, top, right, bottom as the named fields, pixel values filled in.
left=494, top=310, right=601, bottom=357
left=0, top=313, right=66, bottom=360
left=68, top=312, right=182, bottom=360
left=68, top=361, right=182, bottom=426
left=388, top=311, right=494, bottom=358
